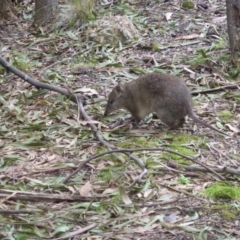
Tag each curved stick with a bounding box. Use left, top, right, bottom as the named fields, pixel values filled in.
left=0, top=55, right=85, bottom=104
left=63, top=146, right=225, bottom=183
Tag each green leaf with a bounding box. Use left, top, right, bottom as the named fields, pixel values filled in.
left=66, top=31, right=78, bottom=40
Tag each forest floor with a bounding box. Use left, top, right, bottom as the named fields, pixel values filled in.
left=1, top=0, right=240, bottom=239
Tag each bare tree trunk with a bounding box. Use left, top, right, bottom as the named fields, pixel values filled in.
left=226, top=0, right=240, bottom=65
left=0, top=0, right=17, bottom=19
left=33, top=0, right=58, bottom=27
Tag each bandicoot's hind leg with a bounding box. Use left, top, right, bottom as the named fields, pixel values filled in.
left=179, top=118, right=186, bottom=128
left=157, top=110, right=185, bottom=130
left=168, top=118, right=185, bottom=130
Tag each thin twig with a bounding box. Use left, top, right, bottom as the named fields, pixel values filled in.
left=207, top=143, right=238, bottom=167
left=191, top=83, right=240, bottom=95
left=0, top=189, right=95, bottom=202
left=168, top=161, right=240, bottom=176
left=52, top=223, right=98, bottom=240
left=0, top=210, right=34, bottom=214
left=158, top=183, right=207, bottom=202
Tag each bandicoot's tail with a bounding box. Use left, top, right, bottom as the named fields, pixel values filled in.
left=189, top=112, right=228, bottom=136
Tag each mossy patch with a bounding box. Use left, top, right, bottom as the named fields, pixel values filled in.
left=210, top=204, right=240, bottom=220
left=71, top=0, right=95, bottom=21
left=151, top=42, right=159, bottom=52
left=205, top=182, right=240, bottom=200
left=166, top=146, right=195, bottom=164
left=0, top=65, right=5, bottom=74
left=221, top=210, right=238, bottom=221
left=119, top=136, right=159, bottom=149
left=178, top=175, right=190, bottom=185
left=182, top=1, right=194, bottom=9
left=163, top=133, right=203, bottom=144
left=161, top=133, right=203, bottom=164
left=98, top=166, right=125, bottom=183
left=217, top=110, right=233, bottom=121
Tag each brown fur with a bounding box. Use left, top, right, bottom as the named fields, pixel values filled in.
left=104, top=73, right=226, bottom=135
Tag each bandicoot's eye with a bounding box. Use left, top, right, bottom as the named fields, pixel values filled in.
left=109, top=100, right=114, bottom=104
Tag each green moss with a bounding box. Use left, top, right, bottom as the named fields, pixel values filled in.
left=98, top=166, right=125, bottom=183
left=178, top=175, right=190, bottom=184
left=72, top=0, right=95, bottom=21
left=98, top=132, right=206, bottom=169
left=169, top=146, right=194, bottom=161
left=0, top=65, right=5, bottom=74
left=119, top=136, right=158, bottom=149
left=217, top=110, right=233, bottom=121
left=182, top=1, right=194, bottom=8
left=161, top=133, right=203, bottom=164
left=211, top=204, right=227, bottom=211
left=221, top=211, right=238, bottom=220
left=151, top=42, right=159, bottom=52
left=12, top=50, right=32, bottom=72
left=188, top=49, right=209, bottom=68
left=205, top=182, right=240, bottom=200
left=234, top=94, right=240, bottom=104
left=164, top=133, right=202, bottom=144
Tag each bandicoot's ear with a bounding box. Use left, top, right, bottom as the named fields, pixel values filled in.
left=115, top=85, right=123, bottom=94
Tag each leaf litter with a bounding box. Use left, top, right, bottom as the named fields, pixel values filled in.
left=0, top=0, right=240, bottom=239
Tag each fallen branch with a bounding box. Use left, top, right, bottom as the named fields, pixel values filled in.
left=63, top=147, right=225, bottom=183
left=52, top=223, right=98, bottom=240
left=158, top=183, right=207, bottom=202
left=191, top=83, right=240, bottom=95
left=0, top=189, right=95, bottom=202
left=0, top=55, right=85, bottom=104
left=168, top=161, right=240, bottom=176
left=0, top=210, right=34, bottom=214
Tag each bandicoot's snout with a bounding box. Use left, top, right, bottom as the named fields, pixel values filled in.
left=104, top=109, right=108, bottom=116
left=104, top=104, right=111, bottom=116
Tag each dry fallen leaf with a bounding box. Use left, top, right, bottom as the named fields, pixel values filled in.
left=143, top=189, right=156, bottom=199
left=165, top=12, right=173, bottom=21
left=66, top=186, right=77, bottom=194
left=80, top=181, right=92, bottom=196
left=175, top=34, right=200, bottom=40
left=164, top=214, right=178, bottom=223
left=225, top=124, right=239, bottom=133
left=212, top=16, right=227, bottom=25
left=66, top=136, right=78, bottom=149
left=119, top=186, right=132, bottom=204
left=101, top=188, right=118, bottom=195
left=74, top=87, right=99, bottom=96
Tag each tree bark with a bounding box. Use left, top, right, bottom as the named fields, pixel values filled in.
left=0, top=0, right=17, bottom=19
left=226, top=0, right=240, bottom=65
left=33, top=0, right=58, bottom=26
